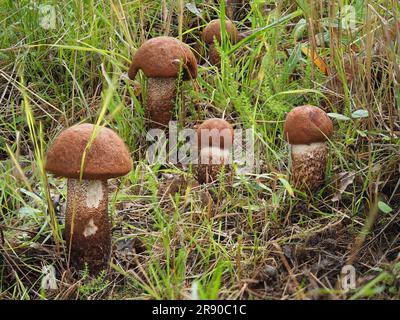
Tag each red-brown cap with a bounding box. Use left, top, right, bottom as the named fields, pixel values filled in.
left=202, top=19, right=239, bottom=45
left=283, top=105, right=333, bottom=145
left=197, top=118, right=234, bottom=149
left=128, top=36, right=198, bottom=81
left=45, top=124, right=132, bottom=179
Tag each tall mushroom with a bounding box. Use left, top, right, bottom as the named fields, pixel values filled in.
left=45, top=123, right=132, bottom=274
left=128, top=36, right=198, bottom=129
left=196, top=118, right=234, bottom=184
left=283, top=105, right=333, bottom=192
left=202, top=19, right=239, bottom=66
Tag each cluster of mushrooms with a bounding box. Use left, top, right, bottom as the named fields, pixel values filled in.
left=45, top=20, right=334, bottom=275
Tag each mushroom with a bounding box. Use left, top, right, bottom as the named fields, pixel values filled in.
left=128, top=36, right=198, bottom=129
left=226, top=0, right=241, bottom=20
left=283, top=105, right=333, bottom=192
left=202, top=19, right=239, bottom=66
left=45, top=123, right=132, bottom=274
left=195, top=118, right=234, bottom=184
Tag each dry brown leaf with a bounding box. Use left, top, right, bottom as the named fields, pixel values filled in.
left=332, top=171, right=356, bottom=202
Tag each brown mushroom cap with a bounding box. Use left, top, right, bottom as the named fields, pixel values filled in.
left=46, top=124, right=132, bottom=180
left=284, top=105, right=333, bottom=145
left=202, top=19, right=239, bottom=45
left=197, top=118, right=234, bottom=149
left=128, top=36, right=198, bottom=81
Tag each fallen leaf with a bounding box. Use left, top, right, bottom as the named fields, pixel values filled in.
left=278, top=177, right=294, bottom=197
left=332, top=171, right=356, bottom=202
left=378, top=201, right=393, bottom=214
left=327, top=113, right=351, bottom=121
left=301, top=46, right=328, bottom=75
left=351, top=109, right=369, bottom=119
left=185, top=2, right=203, bottom=18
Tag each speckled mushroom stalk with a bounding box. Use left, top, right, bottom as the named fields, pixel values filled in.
left=283, top=105, right=333, bottom=192
left=290, top=143, right=329, bottom=191
left=45, top=124, right=132, bottom=275
left=128, top=36, right=198, bottom=129
left=202, top=19, right=239, bottom=67
left=64, top=179, right=110, bottom=274
left=196, top=118, right=234, bottom=184
left=146, top=77, right=177, bottom=128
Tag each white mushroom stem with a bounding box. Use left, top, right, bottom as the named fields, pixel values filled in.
left=290, top=142, right=328, bottom=192
left=65, top=179, right=111, bottom=274
left=146, top=77, right=177, bottom=129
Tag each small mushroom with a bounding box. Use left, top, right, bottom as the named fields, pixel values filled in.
left=45, top=123, right=132, bottom=274
left=202, top=19, right=239, bottom=66
left=128, top=36, right=198, bottom=129
left=283, top=105, right=333, bottom=192
left=195, top=118, right=234, bottom=184
left=226, top=0, right=241, bottom=19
